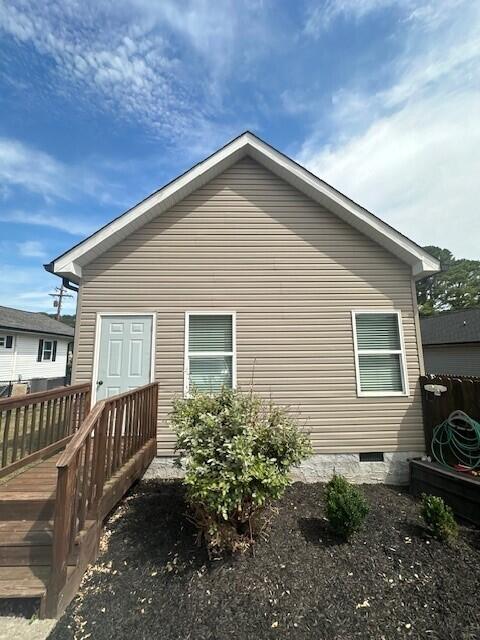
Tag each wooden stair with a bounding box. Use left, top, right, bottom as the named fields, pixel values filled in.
left=0, top=454, right=101, bottom=613
left=0, top=382, right=158, bottom=618
left=0, top=567, right=50, bottom=600
left=0, top=454, right=60, bottom=610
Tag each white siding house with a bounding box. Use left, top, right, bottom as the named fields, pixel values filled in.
left=0, top=305, right=74, bottom=393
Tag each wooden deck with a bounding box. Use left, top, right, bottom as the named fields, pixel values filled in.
left=0, top=452, right=60, bottom=600
left=0, top=382, right=158, bottom=618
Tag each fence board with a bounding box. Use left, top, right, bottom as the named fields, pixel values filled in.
left=420, top=374, right=480, bottom=455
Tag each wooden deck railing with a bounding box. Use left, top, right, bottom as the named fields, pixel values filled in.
left=46, top=382, right=158, bottom=615
left=0, top=383, right=91, bottom=478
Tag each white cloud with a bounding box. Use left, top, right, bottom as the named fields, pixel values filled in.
left=0, top=0, right=267, bottom=148
left=0, top=211, right=96, bottom=236
left=302, top=92, right=480, bottom=257
left=298, top=0, right=480, bottom=259
left=0, top=264, right=76, bottom=313
left=304, top=0, right=402, bottom=34
left=0, top=137, right=69, bottom=200
left=0, top=137, right=129, bottom=206
left=304, top=0, right=464, bottom=34
left=17, top=240, right=47, bottom=258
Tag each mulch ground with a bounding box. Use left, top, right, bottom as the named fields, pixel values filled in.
left=49, top=481, right=480, bottom=640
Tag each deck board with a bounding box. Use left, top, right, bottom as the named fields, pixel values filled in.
left=0, top=454, right=60, bottom=496
left=0, top=437, right=156, bottom=616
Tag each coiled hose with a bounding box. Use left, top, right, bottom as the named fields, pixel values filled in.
left=431, top=410, right=480, bottom=470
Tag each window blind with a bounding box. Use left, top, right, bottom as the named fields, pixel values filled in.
left=189, top=356, right=232, bottom=393
left=358, top=354, right=402, bottom=392
left=354, top=312, right=405, bottom=394
left=187, top=314, right=234, bottom=394
left=355, top=313, right=400, bottom=350
left=189, top=315, right=232, bottom=352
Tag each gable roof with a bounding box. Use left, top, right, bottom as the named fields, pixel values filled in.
left=46, top=131, right=440, bottom=283
left=0, top=305, right=74, bottom=338
left=421, top=308, right=480, bottom=346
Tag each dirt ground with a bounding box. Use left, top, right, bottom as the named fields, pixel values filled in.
left=44, top=480, right=480, bottom=639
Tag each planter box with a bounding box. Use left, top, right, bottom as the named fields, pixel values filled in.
left=410, top=459, right=480, bottom=526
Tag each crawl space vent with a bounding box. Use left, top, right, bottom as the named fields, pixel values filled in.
left=359, top=452, right=384, bottom=463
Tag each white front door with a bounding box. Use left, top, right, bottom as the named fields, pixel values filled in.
left=96, top=315, right=153, bottom=400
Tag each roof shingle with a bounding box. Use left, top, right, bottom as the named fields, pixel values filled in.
left=420, top=308, right=480, bottom=345
left=0, top=305, right=74, bottom=338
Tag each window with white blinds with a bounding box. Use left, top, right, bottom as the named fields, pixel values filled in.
left=185, top=313, right=236, bottom=395
left=352, top=311, right=408, bottom=396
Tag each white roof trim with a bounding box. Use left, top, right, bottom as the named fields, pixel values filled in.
left=50, top=132, right=439, bottom=282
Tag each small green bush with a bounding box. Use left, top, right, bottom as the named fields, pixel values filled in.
left=325, top=474, right=369, bottom=540
left=421, top=494, right=458, bottom=542
left=171, top=388, right=312, bottom=552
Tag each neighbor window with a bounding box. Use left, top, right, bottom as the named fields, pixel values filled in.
left=37, top=339, right=57, bottom=362
left=185, top=313, right=236, bottom=395
left=0, top=335, right=13, bottom=349
left=352, top=311, right=408, bottom=396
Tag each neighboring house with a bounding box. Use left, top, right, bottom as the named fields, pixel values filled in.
left=0, top=305, right=74, bottom=394
left=421, top=308, right=480, bottom=377
left=46, top=132, right=439, bottom=482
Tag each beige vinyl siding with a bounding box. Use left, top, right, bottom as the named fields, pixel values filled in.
left=74, top=156, right=424, bottom=455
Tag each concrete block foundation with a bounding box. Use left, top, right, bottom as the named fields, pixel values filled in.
left=145, top=451, right=424, bottom=485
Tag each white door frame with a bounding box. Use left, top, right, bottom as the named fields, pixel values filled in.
left=91, top=312, right=156, bottom=406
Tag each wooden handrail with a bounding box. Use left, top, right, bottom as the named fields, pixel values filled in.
left=56, top=383, right=157, bottom=467
left=47, top=382, right=158, bottom=615
left=56, top=401, right=105, bottom=468
left=0, top=383, right=91, bottom=476
left=0, top=383, right=90, bottom=409
left=102, top=382, right=158, bottom=405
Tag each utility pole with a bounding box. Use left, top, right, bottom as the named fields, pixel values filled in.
left=49, top=285, right=73, bottom=321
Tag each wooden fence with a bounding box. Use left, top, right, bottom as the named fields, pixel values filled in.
left=0, top=383, right=91, bottom=478
left=419, top=374, right=480, bottom=455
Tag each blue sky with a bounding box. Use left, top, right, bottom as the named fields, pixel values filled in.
left=0, top=0, right=479, bottom=314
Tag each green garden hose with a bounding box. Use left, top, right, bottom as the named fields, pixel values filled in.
left=431, top=410, right=480, bottom=470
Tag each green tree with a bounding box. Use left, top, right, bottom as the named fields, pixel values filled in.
left=45, top=313, right=76, bottom=328
left=416, top=246, right=480, bottom=315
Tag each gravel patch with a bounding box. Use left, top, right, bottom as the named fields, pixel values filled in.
left=0, top=615, right=55, bottom=640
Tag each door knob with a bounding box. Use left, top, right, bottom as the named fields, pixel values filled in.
left=97, top=380, right=104, bottom=386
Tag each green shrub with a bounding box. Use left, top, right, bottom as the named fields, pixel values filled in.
left=171, top=387, right=312, bottom=552
left=421, top=494, right=458, bottom=542
left=324, top=474, right=369, bottom=540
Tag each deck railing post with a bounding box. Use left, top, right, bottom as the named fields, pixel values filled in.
left=45, top=464, right=76, bottom=618
left=93, top=408, right=108, bottom=511
left=83, top=386, right=92, bottom=422
left=152, top=384, right=158, bottom=439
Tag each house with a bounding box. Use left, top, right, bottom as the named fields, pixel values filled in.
left=46, top=132, right=439, bottom=483
left=421, top=308, right=480, bottom=376
left=0, top=305, right=74, bottom=395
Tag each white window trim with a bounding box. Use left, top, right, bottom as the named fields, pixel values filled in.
left=184, top=310, right=237, bottom=397
left=41, top=340, right=54, bottom=361
left=351, top=309, right=410, bottom=398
